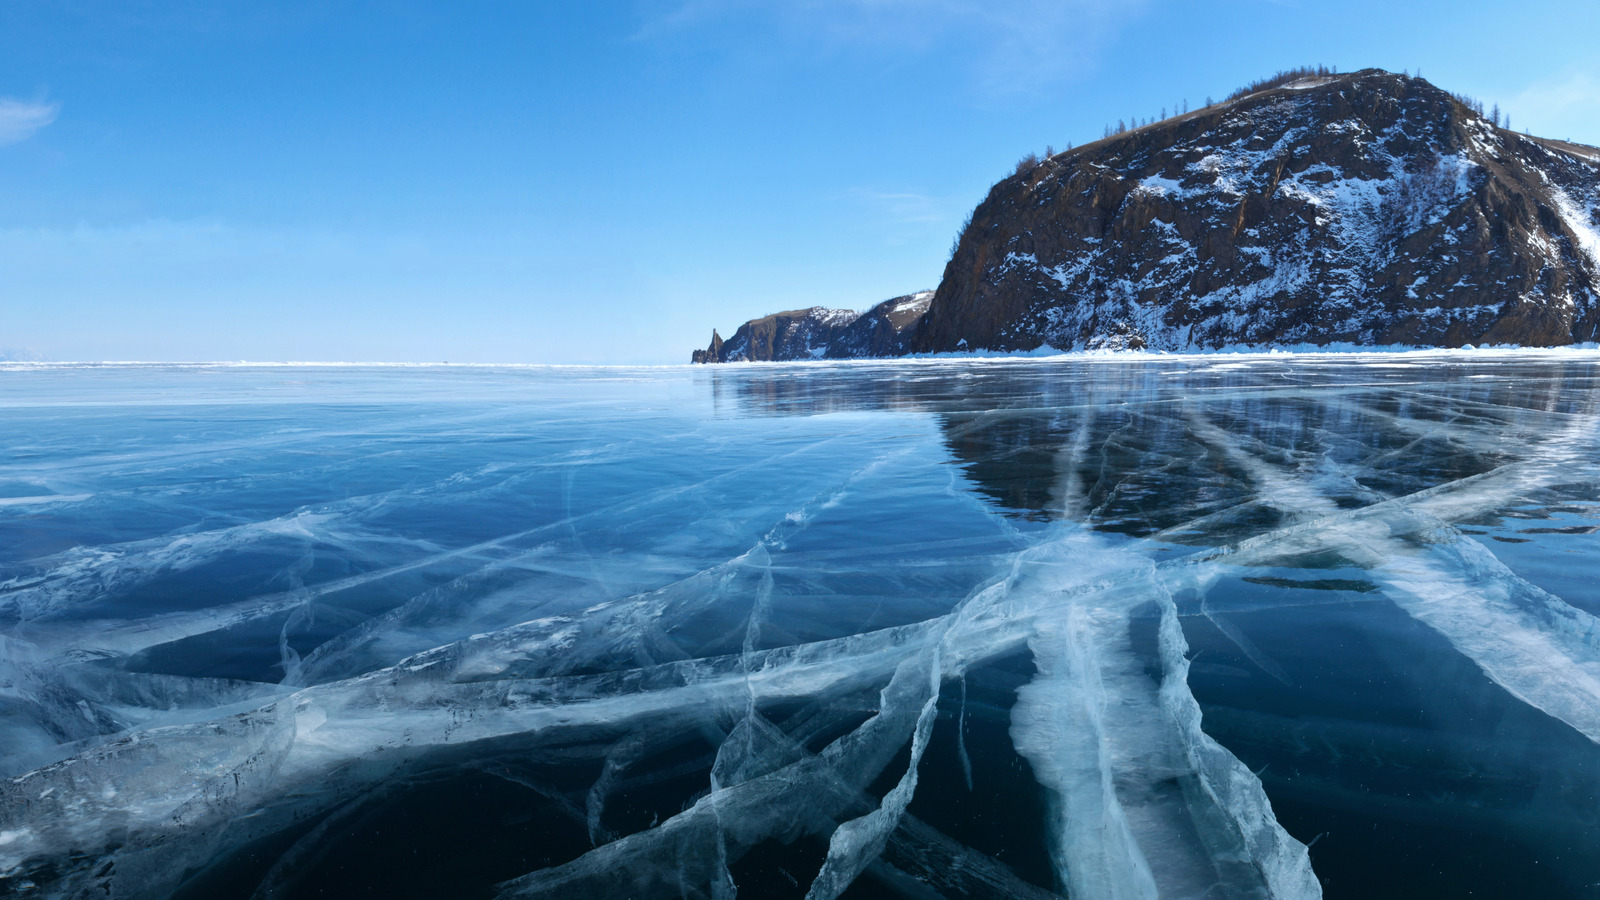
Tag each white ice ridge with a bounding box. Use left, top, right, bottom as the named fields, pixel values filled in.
left=1008, top=425, right=1318, bottom=900
left=0, top=429, right=991, bottom=780
left=0, top=511, right=1320, bottom=899
left=1185, top=407, right=1600, bottom=745
left=527, top=427, right=1329, bottom=900
left=10, top=380, right=1600, bottom=898
left=4, top=426, right=875, bottom=664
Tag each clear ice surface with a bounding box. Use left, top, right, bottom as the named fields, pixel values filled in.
left=4, top=355, right=1600, bottom=898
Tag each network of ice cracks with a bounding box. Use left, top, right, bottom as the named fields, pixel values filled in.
left=3, top=358, right=1600, bottom=900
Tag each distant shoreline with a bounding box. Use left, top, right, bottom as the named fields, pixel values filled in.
left=8, top=343, right=1600, bottom=371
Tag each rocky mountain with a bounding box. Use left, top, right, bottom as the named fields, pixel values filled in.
left=692, top=291, right=932, bottom=362
left=692, top=68, right=1600, bottom=361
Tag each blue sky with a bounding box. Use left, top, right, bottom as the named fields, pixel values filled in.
left=2, top=1, right=1596, bottom=363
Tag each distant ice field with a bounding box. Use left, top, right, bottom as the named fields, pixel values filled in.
left=3, top=356, right=1600, bottom=899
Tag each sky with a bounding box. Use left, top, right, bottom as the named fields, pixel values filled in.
left=2, top=1, right=1597, bottom=364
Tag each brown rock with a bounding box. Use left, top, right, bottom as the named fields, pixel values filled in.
left=913, top=69, right=1600, bottom=352
left=689, top=69, right=1600, bottom=360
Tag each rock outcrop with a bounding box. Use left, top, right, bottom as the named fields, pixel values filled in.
left=690, top=330, right=724, bottom=365
left=693, top=69, right=1600, bottom=361
left=691, top=291, right=932, bottom=362
left=916, top=68, right=1600, bottom=352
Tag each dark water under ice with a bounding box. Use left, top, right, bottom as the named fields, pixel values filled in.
left=4, top=355, right=1600, bottom=899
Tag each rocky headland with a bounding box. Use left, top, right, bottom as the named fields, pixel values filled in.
left=693, top=68, right=1600, bottom=361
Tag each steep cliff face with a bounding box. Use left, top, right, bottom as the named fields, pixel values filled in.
left=692, top=291, right=932, bottom=362
left=691, top=69, right=1600, bottom=361
left=915, top=69, right=1600, bottom=352
left=689, top=330, right=724, bottom=364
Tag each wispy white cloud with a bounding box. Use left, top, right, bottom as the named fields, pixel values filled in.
left=0, top=218, right=461, bottom=268
left=1505, top=69, right=1600, bottom=145
left=849, top=188, right=950, bottom=225
left=638, top=0, right=1145, bottom=95
left=0, top=98, right=60, bottom=147
left=840, top=186, right=972, bottom=250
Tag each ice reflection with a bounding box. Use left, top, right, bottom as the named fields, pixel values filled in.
left=717, top=354, right=1600, bottom=897
left=2, top=355, right=1599, bottom=899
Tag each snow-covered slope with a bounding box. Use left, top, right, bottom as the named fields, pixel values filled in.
left=692, top=291, right=932, bottom=362
left=693, top=69, right=1600, bottom=361
left=917, top=69, right=1600, bottom=352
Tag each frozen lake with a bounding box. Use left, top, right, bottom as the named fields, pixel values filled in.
left=4, top=354, right=1600, bottom=899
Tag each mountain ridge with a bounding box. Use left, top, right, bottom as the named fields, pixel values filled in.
left=691, top=291, right=932, bottom=363
left=692, top=68, right=1600, bottom=362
